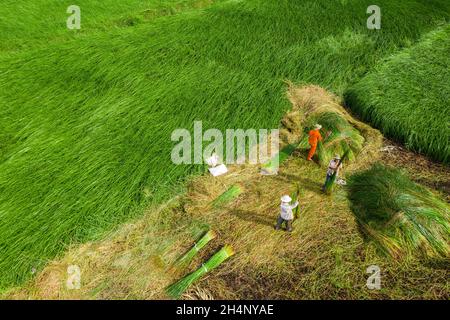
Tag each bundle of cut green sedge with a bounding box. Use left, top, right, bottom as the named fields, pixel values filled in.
left=347, top=164, right=450, bottom=259
left=173, top=230, right=216, bottom=270
left=166, top=245, right=235, bottom=299
left=212, top=185, right=242, bottom=208
left=323, top=149, right=350, bottom=195
left=290, top=183, right=301, bottom=219
left=300, top=112, right=364, bottom=167
left=261, top=144, right=297, bottom=174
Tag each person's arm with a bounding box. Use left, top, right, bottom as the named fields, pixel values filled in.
left=290, top=201, right=299, bottom=209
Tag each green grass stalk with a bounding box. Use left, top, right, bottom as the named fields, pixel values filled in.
left=323, top=149, right=350, bottom=195
left=212, top=185, right=242, bottom=208
left=166, top=245, right=235, bottom=299
left=173, top=230, right=216, bottom=270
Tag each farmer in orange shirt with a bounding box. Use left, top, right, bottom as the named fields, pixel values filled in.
left=307, top=124, right=323, bottom=161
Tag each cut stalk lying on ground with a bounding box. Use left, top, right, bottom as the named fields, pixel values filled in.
left=166, top=245, right=235, bottom=299
left=261, top=144, right=298, bottom=174
left=212, top=185, right=242, bottom=208
left=172, top=230, right=216, bottom=270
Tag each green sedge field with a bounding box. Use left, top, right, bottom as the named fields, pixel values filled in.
left=0, top=0, right=449, bottom=296
left=347, top=26, right=450, bottom=163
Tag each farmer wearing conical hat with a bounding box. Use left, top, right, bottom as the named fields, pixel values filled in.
left=275, top=195, right=299, bottom=232
left=322, top=154, right=343, bottom=191
left=307, top=124, right=323, bottom=161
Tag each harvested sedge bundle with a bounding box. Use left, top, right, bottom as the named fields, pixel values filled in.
left=324, top=149, right=349, bottom=195
left=166, top=245, right=235, bottom=299
left=305, top=112, right=364, bottom=166
left=290, top=183, right=301, bottom=219
left=347, top=164, right=450, bottom=259
left=213, top=185, right=242, bottom=208
left=173, top=230, right=216, bottom=270
left=261, top=144, right=297, bottom=174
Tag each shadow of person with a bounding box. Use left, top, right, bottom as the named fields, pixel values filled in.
left=230, top=209, right=275, bottom=228
left=276, top=173, right=325, bottom=195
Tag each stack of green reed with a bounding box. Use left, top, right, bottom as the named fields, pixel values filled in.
left=212, top=185, right=242, bottom=208
left=347, top=164, right=450, bottom=259
left=323, top=149, right=349, bottom=195
left=306, top=112, right=364, bottom=167
left=261, top=144, right=298, bottom=174
left=290, top=183, right=301, bottom=219
left=173, top=230, right=217, bottom=270
left=166, top=245, right=235, bottom=299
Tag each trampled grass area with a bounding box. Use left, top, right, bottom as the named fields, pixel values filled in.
left=345, top=25, right=450, bottom=163
left=1, top=0, right=450, bottom=289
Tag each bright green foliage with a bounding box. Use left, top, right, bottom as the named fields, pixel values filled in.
left=0, top=0, right=223, bottom=52
left=1, top=0, right=450, bottom=289
left=166, top=245, right=234, bottom=299
left=345, top=26, right=450, bottom=163
left=347, top=164, right=450, bottom=259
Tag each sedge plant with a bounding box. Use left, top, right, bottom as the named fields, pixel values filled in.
left=323, top=149, right=350, bottom=195
left=290, top=183, right=301, bottom=219
left=172, top=230, right=217, bottom=270
left=347, top=164, right=450, bottom=259
left=345, top=26, right=450, bottom=163
left=306, top=112, right=364, bottom=167
left=212, top=185, right=242, bottom=208
left=166, top=245, right=235, bottom=299
left=261, top=144, right=298, bottom=174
